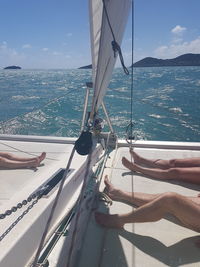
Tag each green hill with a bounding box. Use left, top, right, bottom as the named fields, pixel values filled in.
left=132, top=53, right=200, bottom=67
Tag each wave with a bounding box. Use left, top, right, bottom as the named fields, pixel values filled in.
left=169, top=107, right=183, bottom=113
left=12, top=95, right=40, bottom=100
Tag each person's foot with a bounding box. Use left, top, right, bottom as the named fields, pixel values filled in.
left=104, top=175, right=124, bottom=201
left=122, top=157, right=137, bottom=172
left=31, top=152, right=46, bottom=168
left=38, top=152, right=46, bottom=163
left=129, top=149, right=143, bottom=164
left=95, top=212, right=124, bottom=229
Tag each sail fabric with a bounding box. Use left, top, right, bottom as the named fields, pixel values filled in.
left=89, top=0, right=131, bottom=117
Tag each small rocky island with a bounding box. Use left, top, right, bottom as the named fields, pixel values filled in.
left=132, top=53, right=200, bottom=67
left=4, top=65, right=21, bottom=70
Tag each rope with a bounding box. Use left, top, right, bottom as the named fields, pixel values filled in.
left=66, top=132, right=113, bottom=267
left=32, top=146, right=76, bottom=267
left=102, top=0, right=129, bottom=75
left=0, top=141, right=56, bottom=161
left=66, top=146, right=93, bottom=267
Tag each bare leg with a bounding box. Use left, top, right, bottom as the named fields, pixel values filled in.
left=122, top=157, right=200, bottom=184
left=104, top=175, right=200, bottom=206
left=0, top=152, right=46, bottom=169
left=95, top=192, right=200, bottom=231
left=104, top=175, right=160, bottom=206
left=0, top=152, right=46, bottom=162
left=0, top=158, right=39, bottom=168
left=130, top=150, right=200, bottom=169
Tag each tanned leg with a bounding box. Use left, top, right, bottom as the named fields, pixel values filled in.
left=95, top=191, right=200, bottom=232
left=0, top=152, right=46, bottom=163
left=104, top=175, right=200, bottom=206
left=104, top=175, right=160, bottom=206
left=0, top=152, right=46, bottom=169
left=0, top=157, right=39, bottom=168
left=130, top=150, right=172, bottom=169
left=130, top=150, right=200, bottom=169
left=122, top=157, right=200, bottom=184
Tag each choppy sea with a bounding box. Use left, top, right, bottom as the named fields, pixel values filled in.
left=0, top=66, right=200, bottom=141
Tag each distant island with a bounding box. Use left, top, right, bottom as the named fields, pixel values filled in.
left=4, top=65, right=21, bottom=70
left=79, top=54, right=200, bottom=69
left=132, top=53, right=200, bottom=67
left=78, top=64, right=92, bottom=69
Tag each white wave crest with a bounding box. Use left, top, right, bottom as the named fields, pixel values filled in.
left=12, top=95, right=40, bottom=100
left=169, top=107, right=183, bottom=113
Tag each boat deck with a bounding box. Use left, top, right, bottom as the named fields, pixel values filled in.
left=1, top=137, right=200, bottom=266
left=0, top=135, right=103, bottom=267
left=0, top=136, right=84, bottom=207
left=78, top=143, right=200, bottom=267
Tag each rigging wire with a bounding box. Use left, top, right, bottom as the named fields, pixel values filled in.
left=126, top=0, right=135, bottom=143
left=130, top=0, right=135, bottom=139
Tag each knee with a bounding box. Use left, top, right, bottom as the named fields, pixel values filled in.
left=159, top=192, right=180, bottom=207
left=0, top=152, right=11, bottom=159
left=169, top=159, right=176, bottom=167
left=166, top=168, right=181, bottom=179
left=0, top=157, right=6, bottom=164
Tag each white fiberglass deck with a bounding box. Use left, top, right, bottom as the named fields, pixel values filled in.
left=0, top=135, right=102, bottom=267
left=78, top=143, right=200, bottom=267
left=0, top=136, right=88, bottom=206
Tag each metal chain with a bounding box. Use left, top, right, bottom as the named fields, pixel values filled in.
left=0, top=185, right=49, bottom=220
left=0, top=185, right=49, bottom=242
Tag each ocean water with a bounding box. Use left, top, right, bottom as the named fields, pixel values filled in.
left=0, top=67, right=200, bottom=142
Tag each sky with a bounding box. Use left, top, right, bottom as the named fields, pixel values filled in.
left=0, top=0, right=200, bottom=69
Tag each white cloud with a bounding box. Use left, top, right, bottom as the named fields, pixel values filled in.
left=52, top=51, right=62, bottom=56
left=22, top=44, right=32, bottom=49
left=0, top=41, right=7, bottom=49
left=66, top=33, right=72, bottom=37
left=171, top=25, right=186, bottom=35
left=154, top=37, right=200, bottom=59
left=42, top=47, right=49, bottom=52
left=0, top=42, right=26, bottom=67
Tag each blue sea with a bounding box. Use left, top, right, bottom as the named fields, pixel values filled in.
left=0, top=67, right=200, bottom=141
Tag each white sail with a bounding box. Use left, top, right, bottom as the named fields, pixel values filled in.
left=89, top=0, right=131, bottom=117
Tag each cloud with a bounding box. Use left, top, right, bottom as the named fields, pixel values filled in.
left=0, top=41, right=7, bottom=49
left=171, top=25, right=186, bottom=35
left=152, top=24, right=200, bottom=59
left=22, top=44, right=32, bottom=49
left=66, top=33, right=72, bottom=37
left=0, top=42, right=26, bottom=67
left=52, top=51, right=62, bottom=56
left=42, top=47, right=49, bottom=52
left=154, top=36, right=200, bottom=59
